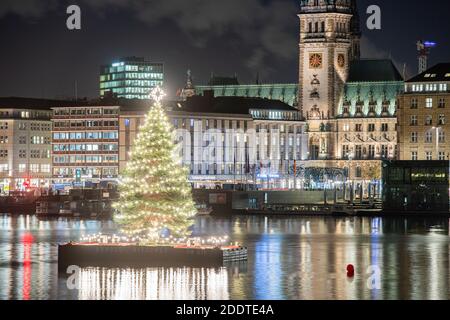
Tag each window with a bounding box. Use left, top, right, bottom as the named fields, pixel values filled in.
left=0, top=150, right=8, bottom=158
left=19, top=164, right=27, bottom=173
left=439, top=130, right=445, bottom=143
left=19, top=123, right=27, bottom=130
left=40, top=164, right=51, bottom=173
left=381, top=145, right=388, bottom=159
left=411, top=132, right=418, bottom=143
left=438, top=98, right=446, bottom=108
left=21, top=111, right=30, bottom=118
left=355, top=124, right=362, bottom=132
left=355, top=166, right=362, bottom=178
left=355, top=145, right=362, bottom=159
left=439, top=114, right=445, bottom=125
left=19, top=136, right=26, bottom=144
left=425, top=115, right=433, bottom=126
left=342, top=145, right=349, bottom=159
left=0, top=136, right=8, bottom=144
left=30, top=164, right=40, bottom=173
left=381, top=123, right=389, bottom=132
left=0, top=122, right=8, bottom=130
left=0, top=164, right=8, bottom=172
left=410, top=115, right=418, bottom=126
left=368, top=124, right=375, bottom=132
left=30, top=150, right=40, bottom=159
left=19, top=150, right=26, bottom=158
left=343, top=124, right=350, bottom=132
left=42, top=150, right=50, bottom=159
left=426, top=98, right=433, bottom=108
left=410, top=98, right=418, bottom=109
left=411, top=151, right=418, bottom=161
left=438, top=152, right=446, bottom=161
left=425, top=131, right=433, bottom=143
left=368, top=145, right=375, bottom=159
left=426, top=152, right=433, bottom=161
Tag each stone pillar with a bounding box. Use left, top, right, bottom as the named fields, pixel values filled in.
left=359, top=183, right=363, bottom=204
left=333, top=185, right=338, bottom=204
left=350, top=182, right=354, bottom=204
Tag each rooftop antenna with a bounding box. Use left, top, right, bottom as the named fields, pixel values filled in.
left=417, top=40, right=437, bottom=74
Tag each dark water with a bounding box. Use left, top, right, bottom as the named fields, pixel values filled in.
left=1, top=214, right=450, bottom=300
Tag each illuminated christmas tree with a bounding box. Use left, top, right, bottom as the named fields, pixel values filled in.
left=114, top=87, right=196, bottom=240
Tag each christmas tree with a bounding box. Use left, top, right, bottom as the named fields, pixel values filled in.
left=113, top=87, right=197, bottom=240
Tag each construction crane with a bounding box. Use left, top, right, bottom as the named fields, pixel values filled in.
left=417, top=40, right=437, bottom=74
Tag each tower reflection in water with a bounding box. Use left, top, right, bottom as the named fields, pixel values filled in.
left=75, top=267, right=230, bottom=300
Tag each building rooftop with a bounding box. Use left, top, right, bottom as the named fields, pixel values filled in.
left=179, top=92, right=298, bottom=115
left=347, top=59, right=403, bottom=83
left=407, top=63, right=450, bottom=83
left=0, top=97, right=79, bottom=109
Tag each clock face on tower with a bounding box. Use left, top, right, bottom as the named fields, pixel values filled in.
left=309, top=53, right=323, bottom=69
left=337, top=54, right=345, bottom=68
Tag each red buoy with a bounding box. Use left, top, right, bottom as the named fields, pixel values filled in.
left=346, top=264, right=355, bottom=277
left=21, top=233, right=34, bottom=244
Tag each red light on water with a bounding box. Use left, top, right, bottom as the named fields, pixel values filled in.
left=22, top=233, right=34, bottom=300
left=21, top=233, right=34, bottom=244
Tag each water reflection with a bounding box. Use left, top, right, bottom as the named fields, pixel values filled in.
left=73, top=267, right=230, bottom=300
left=1, top=214, right=450, bottom=300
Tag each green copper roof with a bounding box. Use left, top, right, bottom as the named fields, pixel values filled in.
left=347, top=59, right=404, bottom=83
left=196, top=83, right=299, bottom=107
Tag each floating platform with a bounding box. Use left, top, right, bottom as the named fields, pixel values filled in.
left=58, top=243, right=248, bottom=270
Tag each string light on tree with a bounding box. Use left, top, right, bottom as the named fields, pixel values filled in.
left=113, top=86, right=197, bottom=241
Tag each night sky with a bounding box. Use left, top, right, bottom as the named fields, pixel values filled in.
left=0, top=0, right=449, bottom=100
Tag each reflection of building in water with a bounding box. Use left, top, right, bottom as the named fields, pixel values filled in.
left=76, top=267, right=229, bottom=300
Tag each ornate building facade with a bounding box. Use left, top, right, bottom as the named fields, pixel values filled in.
left=186, top=0, right=405, bottom=187
left=297, top=0, right=403, bottom=185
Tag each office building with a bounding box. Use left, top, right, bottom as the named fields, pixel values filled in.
left=100, top=57, right=164, bottom=99
left=397, top=63, right=450, bottom=160
left=0, top=98, right=60, bottom=193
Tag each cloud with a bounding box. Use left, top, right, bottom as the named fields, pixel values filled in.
left=87, top=0, right=298, bottom=71
left=0, top=0, right=298, bottom=76
left=0, top=0, right=57, bottom=18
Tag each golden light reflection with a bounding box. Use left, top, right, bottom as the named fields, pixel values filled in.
left=76, top=267, right=229, bottom=300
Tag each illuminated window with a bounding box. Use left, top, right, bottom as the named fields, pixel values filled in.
left=411, top=132, right=418, bottom=143
left=426, top=98, right=433, bottom=108
left=411, top=151, right=418, bottom=161
left=426, top=152, right=433, bottom=161
left=425, top=131, right=433, bottom=143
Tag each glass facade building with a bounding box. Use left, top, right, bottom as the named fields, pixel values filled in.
left=100, top=57, right=164, bottom=99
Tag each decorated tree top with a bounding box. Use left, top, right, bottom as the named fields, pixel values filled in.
left=113, top=87, right=196, bottom=240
